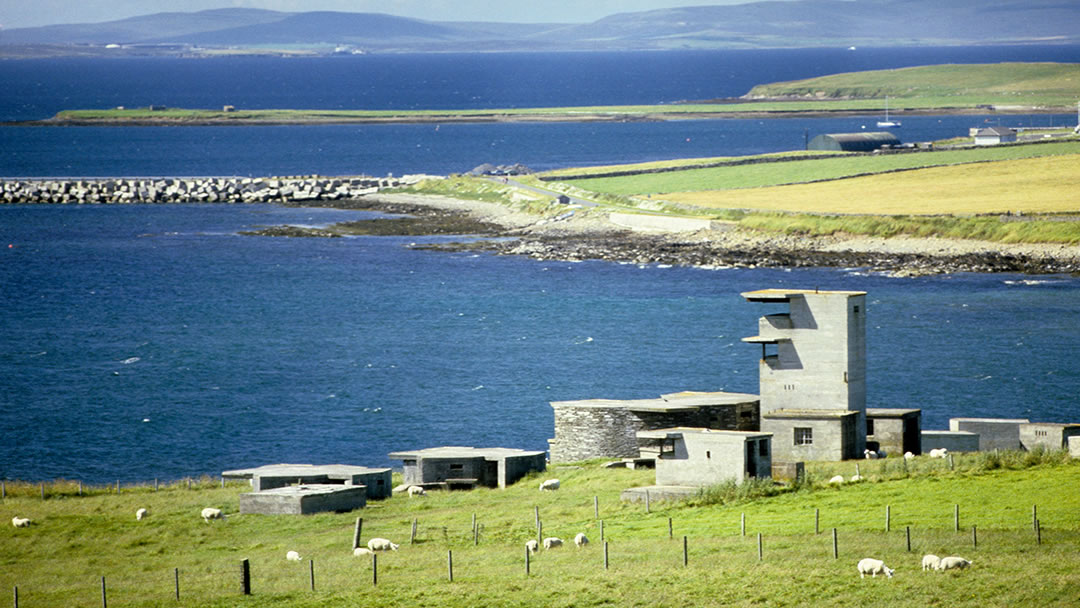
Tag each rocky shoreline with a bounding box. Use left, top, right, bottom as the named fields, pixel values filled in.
left=310, top=195, right=1080, bottom=277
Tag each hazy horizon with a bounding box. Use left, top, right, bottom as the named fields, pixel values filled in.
left=0, top=0, right=797, bottom=29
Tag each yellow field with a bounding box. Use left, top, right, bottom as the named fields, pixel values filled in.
left=664, top=154, right=1080, bottom=215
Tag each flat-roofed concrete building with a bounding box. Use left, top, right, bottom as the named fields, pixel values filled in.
left=866, top=408, right=922, bottom=456
left=548, top=391, right=759, bottom=463
left=223, top=463, right=393, bottom=500
left=387, top=446, right=545, bottom=489
left=637, top=427, right=773, bottom=486
left=743, top=289, right=868, bottom=462
left=1020, top=422, right=1080, bottom=451
left=922, top=429, right=980, bottom=453
left=949, top=417, right=1028, bottom=451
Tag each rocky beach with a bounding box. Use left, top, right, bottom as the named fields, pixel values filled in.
left=328, top=193, right=1080, bottom=277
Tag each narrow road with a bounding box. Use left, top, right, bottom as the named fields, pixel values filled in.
left=485, top=176, right=599, bottom=208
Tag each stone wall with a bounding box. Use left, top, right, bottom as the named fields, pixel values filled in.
left=0, top=174, right=437, bottom=205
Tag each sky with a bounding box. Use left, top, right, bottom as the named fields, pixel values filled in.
left=0, top=0, right=789, bottom=29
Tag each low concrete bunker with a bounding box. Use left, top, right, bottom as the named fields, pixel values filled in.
left=239, top=484, right=368, bottom=515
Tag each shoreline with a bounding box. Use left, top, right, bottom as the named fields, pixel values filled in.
left=9, top=105, right=1071, bottom=127
left=331, top=193, right=1080, bottom=277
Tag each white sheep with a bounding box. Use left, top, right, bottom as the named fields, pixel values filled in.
left=136, top=508, right=148, bottom=521
left=936, top=556, right=972, bottom=571
left=574, top=532, right=589, bottom=547
left=864, top=449, right=879, bottom=460
left=857, top=558, right=895, bottom=578
left=286, top=550, right=301, bottom=561
left=542, top=537, right=563, bottom=550
left=539, top=479, right=560, bottom=491
left=929, top=448, right=949, bottom=459
left=525, top=539, right=538, bottom=554
left=904, top=452, right=915, bottom=460
left=11, top=516, right=31, bottom=528
left=407, top=485, right=426, bottom=497
left=849, top=474, right=863, bottom=482
left=921, top=554, right=941, bottom=571
left=353, top=547, right=374, bottom=557
left=200, top=507, right=225, bottom=523
left=367, top=537, right=399, bottom=552
left=828, top=475, right=845, bottom=485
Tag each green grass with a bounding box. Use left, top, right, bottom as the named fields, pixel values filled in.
left=558, top=141, right=1080, bottom=196
left=745, top=62, right=1080, bottom=107
left=392, top=176, right=554, bottom=213
left=4, top=454, right=1080, bottom=607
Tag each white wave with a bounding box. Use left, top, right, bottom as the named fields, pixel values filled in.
left=122, top=357, right=140, bottom=364
left=472, top=385, right=485, bottom=391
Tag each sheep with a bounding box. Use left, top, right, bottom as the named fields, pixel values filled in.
left=136, top=508, right=148, bottom=521
left=929, top=448, right=949, bottom=459
left=542, top=537, right=563, bottom=550
left=367, top=538, right=399, bottom=552
left=828, top=475, right=845, bottom=485
left=936, top=556, right=972, bottom=571
left=201, top=507, right=225, bottom=523
left=574, top=532, right=589, bottom=548
left=921, top=554, right=941, bottom=571
left=904, top=452, right=915, bottom=460
left=850, top=474, right=863, bottom=482
left=525, top=539, right=538, bottom=554
left=539, top=479, right=560, bottom=491
left=864, top=449, right=879, bottom=460
left=857, top=558, right=895, bottom=579
left=11, top=517, right=31, bottom=528
left=353, top=547, right=374, bottom=557
left=286, top=550, right=301, bottom=561
left=407, top=485, right=426, bottom=497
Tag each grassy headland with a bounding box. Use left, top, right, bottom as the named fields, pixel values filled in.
left=25, top=63, right=1080, bottom=126
left=3, top=452, right=1079, bottom=607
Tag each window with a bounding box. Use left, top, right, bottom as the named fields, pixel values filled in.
left=706, top=451, right=711, bottom=459
left=866, top=419, right=875, bottom=436
left=794, top=427, right=813, bottom=446
left=449, top=464, right=464, bottom=471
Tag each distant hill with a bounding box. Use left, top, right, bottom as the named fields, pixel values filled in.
left=2, top=0, right=1079, bottom=55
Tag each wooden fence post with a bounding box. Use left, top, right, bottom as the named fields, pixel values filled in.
left=352, top=517, right=363, bottom=550
left=372, top=553, right=378, bottom=586
left=600, top=520, right=605, bottom=543
left=537, top=521, right=542, bottom=545
left=906, top=526, right=911, bottom=552
left=972, top=525, right=977, bottom=549
left=447, top=550, right=453, bottom=582
left=309, top=559, right=315, bottom=591
left=594, top=495, right=599, bottom=519
left=741, top=512, right=746, bottom=537
left=683, top=535, right=688, bottom=566
left=525, top=547, right=530, bottom=576
left=954, top=504, right=960, bottom=532
left=832, top=528, right=838, bottom=559
left=668, top=517, right=673, bottom=540
left=886, top=505, right=891, bottom=532
left=13, top=585, right=18, bottom=608
left=604, top=541, right=609, bottom=570
left=78, top=480, right=82, bottom=496
left=101, top=576, right=107, bottom=608
left=154, top=478, right=159, bottom=491
left=174, top=568, right=180, bottom=600
left=757, top=533, right=763, bottom=561
left=1036, top=519, right=1042, bottom=545
left=240, top=559, right=251, bottom=595
left=534, top=505, right=539, bottom=529
left=815, top=508, right=819, bottom=535
left=411, top=518, right=418, bottom=544
left=1033, top=505, right=1038, bottom=530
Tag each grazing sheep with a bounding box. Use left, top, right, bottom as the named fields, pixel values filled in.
left=922, top=554, right=941, bottom=571
left=525, top=539, right=538, bottom=554
left=857, top=558, right=895, bottom=579
left=136, top=508, right=148, bottom=521
left=864, top=449, right=879, bottom=460
left=542, top=537, right=563, bottom=550
left=353, top=547, right=374, bottom=557
left=574, top=533, right=589, bottom=548
left=929, top=448, right=949, bottom=459
left=539, top=479, right=560, bottom=491
left=904, top=452, right=915, bottom=460
left=200, top=507, right=225, bottom=523
left=286, top=550, right=301, bottom=561
left=936, top=556, right=971, bottom=571
left=828, top=475, right=845, bottom=485
left=367, top=538, right=399, bottom=552
left=11, top=517, right=31, bottom=528
left=850, top=474, right=863, bottom=482
left=407, top=485, right=426, bottom=497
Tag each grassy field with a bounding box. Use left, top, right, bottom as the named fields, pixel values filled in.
left=3, top=453, right=1080, bottom=607
left=745, top=62, right=1080, bottom=107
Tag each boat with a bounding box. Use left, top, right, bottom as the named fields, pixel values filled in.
left=877, top=97, right=901, bottom=128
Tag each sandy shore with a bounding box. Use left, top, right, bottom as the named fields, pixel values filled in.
left=311, top=193, right=1080, bottom=276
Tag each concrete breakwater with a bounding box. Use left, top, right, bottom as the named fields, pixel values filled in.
left=0, top=174, right=436, bottom=205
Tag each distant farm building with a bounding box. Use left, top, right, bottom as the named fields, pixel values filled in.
left=973, top=126, right=1017, bottom=145
left=808, top=132, right=901, bottom=152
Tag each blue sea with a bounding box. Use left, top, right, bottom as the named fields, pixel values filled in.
left=2, top=47, right=1080, bottom=483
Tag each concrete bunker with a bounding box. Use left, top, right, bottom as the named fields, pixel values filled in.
left=223, top=463, right=393, bottom=500
left=388, top=446, right=546, bottom=489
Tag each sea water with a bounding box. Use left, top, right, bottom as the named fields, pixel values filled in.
left=2, top=48, right=1080, bottom=482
